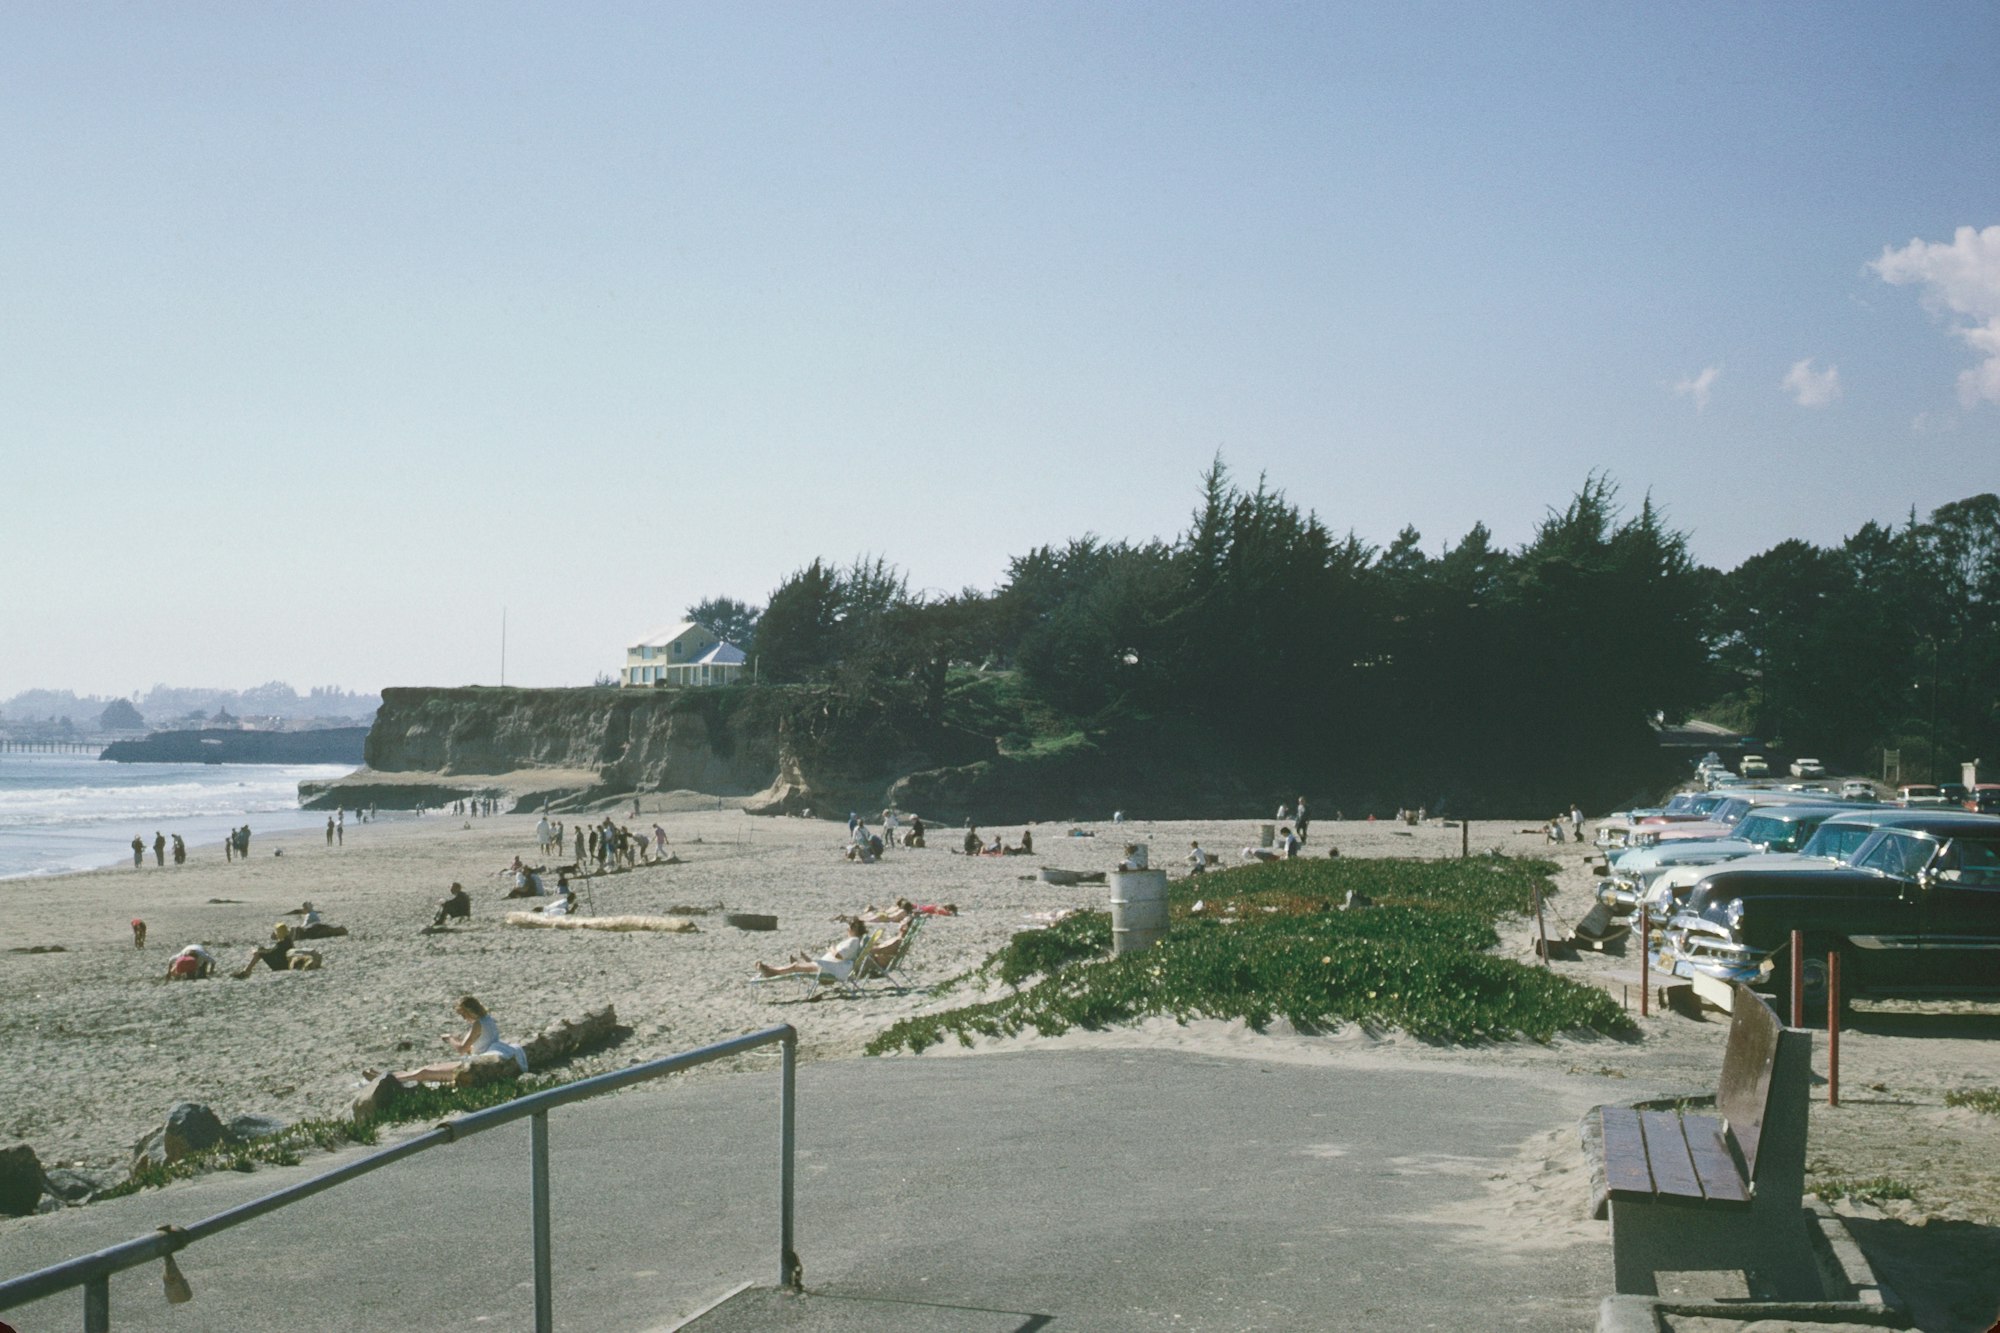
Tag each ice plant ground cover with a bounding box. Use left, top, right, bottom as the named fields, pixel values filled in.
left=868, top=855, right=1635, bottom=1054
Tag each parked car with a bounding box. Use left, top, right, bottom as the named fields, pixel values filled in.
left=1940, top=782, right=1970, bottom=807
left=1655, top=810, right=2000, bottom=1023
left=1616, top=807, right=1954, bottom=921
left=1739, top=754, right=1770, bottom=776
left=1898, top=784, right=1947, bottom=808
left=1839, top=780, right=1877, bottom=801
left=1968, top=785, right=2000, bottom=815
left=1595, top=805, right=1852, bottom=916
left=1789, top=757, right=1825, bottom=778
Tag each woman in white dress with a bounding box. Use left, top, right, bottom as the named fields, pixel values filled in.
left=393, top=996, right=528, bottom=1083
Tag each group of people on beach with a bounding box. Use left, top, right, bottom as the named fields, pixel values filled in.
left=130, top=831, right=186, bottom=867
left=960, top=826, right=1032, bottom=857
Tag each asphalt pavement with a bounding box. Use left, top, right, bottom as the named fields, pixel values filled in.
left=0, top=1046, right=1624, bottom=1331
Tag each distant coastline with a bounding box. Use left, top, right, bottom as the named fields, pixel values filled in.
left=99, top=728, right=368, bottom=766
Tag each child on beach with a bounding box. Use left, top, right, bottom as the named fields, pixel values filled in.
left=231, top=922, right=295, bottom=978
left=167, top=944, right=216, bottom=980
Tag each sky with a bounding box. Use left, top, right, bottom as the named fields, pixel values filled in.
left=3, top=2, right=1997, bottom=698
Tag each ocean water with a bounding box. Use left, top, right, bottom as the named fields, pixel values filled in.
left=0, top=752, right=354, bottom=880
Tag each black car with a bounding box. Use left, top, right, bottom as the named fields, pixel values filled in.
left=1657, top=811, right=2000, bottom=1023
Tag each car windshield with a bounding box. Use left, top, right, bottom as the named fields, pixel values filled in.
left=1798, top=822, right=1881, bottom=862
left=1852, top=830, right=1938, bottom=878
left=1711, top=797, right=1752, bottom=823
left=1936, top=835, right=2000, bottom=887
left=1735, top=812, right=1825, bottom=850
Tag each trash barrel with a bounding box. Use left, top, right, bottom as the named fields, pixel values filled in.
left=1109, top=867, right=1169, bottom=956
left=1259, top=823, right=1276, bottom=848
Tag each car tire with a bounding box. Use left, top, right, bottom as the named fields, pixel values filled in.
left=1770, top=945, right=1854, bottom=1028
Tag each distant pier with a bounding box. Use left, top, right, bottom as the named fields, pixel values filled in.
left=0, top=740, right=106, bottom=754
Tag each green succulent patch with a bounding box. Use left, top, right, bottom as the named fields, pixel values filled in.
left=1944, top=1088, right=2000, bottom=1117
left=868, top=855, right=1633, bottom=1055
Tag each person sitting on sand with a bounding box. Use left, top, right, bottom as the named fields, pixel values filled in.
left=391, top=996, right=528, bottom=1084
left=1019, top=828, right=1033, bottom=855
left=1241, top=844, right=1280, bottom=863
left=1118, top=843, right=1149, bottom=870
left=860, top=898, right=917, bottom=925
left=756, top=918, right=869, bottom=982
left=962, top=827, right=981, bottom=856
left=905, top=816, right=925, bottom=848
left=1280, top=827, right=1301, bottom=859
left=433, top=882, right=472, bottom=927
left=540, top=889, right=578, bottom=917
left=985, top=833, right=1005, bottom=856
left=166, top=944, right=216, bottom=980
left=232, top=922, right=296, bottom=977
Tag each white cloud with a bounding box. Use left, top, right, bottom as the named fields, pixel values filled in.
left=1870, top=224, right=2000, bottom=407
left=1782, top=358, right=1841, bottom=408
left=1673, top=364, right=1720, bottom=412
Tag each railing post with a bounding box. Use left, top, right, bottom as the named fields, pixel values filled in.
left=530, top=1110, right=553, bottom=1333
left=1827, top=952, right=1841, bottom=1107
left=84, top=1274, right=108, bottom=1332
left=779, top=1030, right=800, bottom=1292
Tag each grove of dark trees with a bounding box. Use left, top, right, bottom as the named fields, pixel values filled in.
left=685, top=464, right=1998, bottom=814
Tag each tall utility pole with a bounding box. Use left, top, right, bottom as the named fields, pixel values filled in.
left=501, top=608, right=508, bottom=687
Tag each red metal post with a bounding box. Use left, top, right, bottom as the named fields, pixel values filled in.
left=1639, top=909, right=1650, bottom=1018
left=1827, top=951, right=1841, bottom=1107
left=1790, top=929, right=1804, bottom=1027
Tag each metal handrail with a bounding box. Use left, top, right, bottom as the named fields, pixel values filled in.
left=0, top=1024, right=801, bottom=1331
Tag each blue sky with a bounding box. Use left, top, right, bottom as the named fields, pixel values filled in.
left=3, top=3, right=1996, bottom=697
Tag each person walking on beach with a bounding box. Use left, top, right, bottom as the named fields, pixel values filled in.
left=132, top=835, right=145, bottom=868
left=574, top=824, right=585, bottom=864
left=326, top=816, right=335, bottom=846
left=237, top=825, right=251, bottom=858
left=536, top=814, right=551, bottom=853
left=336, top=810, right=344, bottom=845
left=153, top=832, right=166, bottom=866
left=171, top=834, right=185, bottom=865
left=1295, top=797, right=1309, bottom=842
left=223, top=832, right=233, bottom=863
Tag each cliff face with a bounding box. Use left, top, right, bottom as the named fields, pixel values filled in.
left=364, top=687, right=782, bottom=790
left=350, top=684, right=993, bottom=813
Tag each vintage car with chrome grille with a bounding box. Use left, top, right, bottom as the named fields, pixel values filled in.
left=1654, top=811, right=2000, bottom=1023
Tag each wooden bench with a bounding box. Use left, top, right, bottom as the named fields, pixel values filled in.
left=1597, top=984, right=1821, bottom=1298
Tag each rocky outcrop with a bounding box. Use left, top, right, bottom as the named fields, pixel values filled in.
left=0, top=1142, right=46, bottom=1217
left=131, top=1103, right=286, bottom=1174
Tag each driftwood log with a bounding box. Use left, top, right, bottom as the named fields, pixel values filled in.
left=453, top=1004, right=626, bottom=1089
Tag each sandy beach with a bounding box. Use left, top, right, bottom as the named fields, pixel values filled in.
left=4, top=803, right=1996, bottom=1295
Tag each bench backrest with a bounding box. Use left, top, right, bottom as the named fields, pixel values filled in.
left=1717, top=985, right=1784, bottom=1178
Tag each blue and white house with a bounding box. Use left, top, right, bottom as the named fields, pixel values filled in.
left=620, top=622, right=748, bottom=687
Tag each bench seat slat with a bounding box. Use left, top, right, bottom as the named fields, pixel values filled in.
left=1637, top=1110, right=1704, bottom=1200
left=1600, top=1107, right=1655, bottom=1198
left=1680, top=1113, right=1751, bottom=1205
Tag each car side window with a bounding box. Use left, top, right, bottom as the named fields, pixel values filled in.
left=1936, top=839, right=2000, bottom=888
left=1855, top=832, right=1933, bottom=878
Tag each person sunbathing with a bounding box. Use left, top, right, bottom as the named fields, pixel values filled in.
left=231, top=922, right=296, bottom=977
left=390, top=996, right=528, bottom=1084
left=859, top=898, right=917, bottom=925
left=756, top=919, right=869, bottom=981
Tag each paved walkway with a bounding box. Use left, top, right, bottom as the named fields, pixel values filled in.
left=0, top=1047, right=1622, bottom=1331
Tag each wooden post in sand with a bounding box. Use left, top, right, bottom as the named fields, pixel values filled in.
left=1827, top=951, right=1841, bottom=1107
left=1461, top=817, right=1469, bottom=858
left=1533, top=881, right=1550, bottom=968
left=1790, top=930, right=1804, bottom=1028
left=1639, top=909, right=1650, bottom=1017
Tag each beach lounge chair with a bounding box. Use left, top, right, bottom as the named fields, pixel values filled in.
left=854, top=915, right=924, bottom=994
left=753, top=930, right=883, bottom=1001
